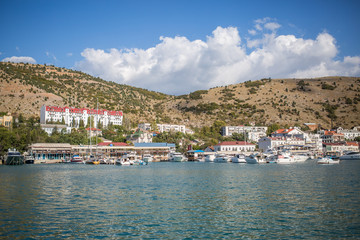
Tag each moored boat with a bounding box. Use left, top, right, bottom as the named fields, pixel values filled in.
left=317, top=156, right=340, bottom=164
left=339, top=152, right=360, bottom=160
left=204, top=154, right=215, bottom=162
left=71, top=155, right=84, bottom=163
left=231, top=154, right=247, bottom=163
left=169, top=152, right=188, bottom=162
left=276, top=151, right=297, bottom=164
left=142, top=153, right=154, bottom=163
left=5, top=148, right=24, bottom=165
left=214, top=153, right=230, bottom=163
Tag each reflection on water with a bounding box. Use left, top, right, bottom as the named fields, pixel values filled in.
left=1, top=161, right=360, bottom=239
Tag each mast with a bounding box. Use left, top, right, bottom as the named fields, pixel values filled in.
left=96, top=98, right=98, bottom=159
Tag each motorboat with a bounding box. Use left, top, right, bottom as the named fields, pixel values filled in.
left=5, top=148, right=24, bottom=165
left=317, top=156, right=340, bottom=164
left=339, top=152, right=360, bottom=160
left=24, top=155, right=35, bottom=164
left=84, top=155, right=100, bottom=165
left=276, top=151, right=297, bottom=164
left=71, top=155, right=84, bottom=163
left=214, top=154, right=230, bottom=163
left=245, top=153, right=264, bottom=164
left=142, top=153, right=154, bottom=163
left=116, top=152, right=137, bottom=165
left=292, top=153, right=309, bottom=162
left=231, top=154, right=247, bottom=163
left=204, top=154, right=215, bottom=162
left=169, top=152, right=188, bottom=162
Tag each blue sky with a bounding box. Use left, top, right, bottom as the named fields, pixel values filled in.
left=1, top=0, right=360, bottom=95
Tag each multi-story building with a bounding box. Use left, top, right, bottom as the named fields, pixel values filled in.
left=323, top=142, right=359, bottom=155
left=214, top=141, right=256, bottom=153
left=40, top=105, right=123, bottom=128
left=258, top=137, right=306, bottom=152
left=318, top=130, right=345, bottom=143
left=138, top=123, right=186, bottom=134
left=221, top=125, right=268, bottom=142
left=336, top=127, right=360, bottom=140
left=0, top=115, right=12, bottom=128
left=40, top=124, right=72, bottom=135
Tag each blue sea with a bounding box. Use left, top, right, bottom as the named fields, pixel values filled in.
left=1, top=161, right=360, bottom=239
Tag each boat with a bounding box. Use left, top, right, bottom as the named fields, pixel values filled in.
left=169, top=152, right=188, bottom=162
left=231, top=154, right=247, bottom=163
left=84, top=155, right=100, bottom=164
left=214, top=153, right=230, bottom=163
left=142, top=153, right=154, bottom=163
left=245, top=153, right=265, bottom=164
left=317, top=156, right=340, bottom=164
left=116, top=152, right=137, bottom=165
left=276, top=151, right=297, bottom=164
left=339, top=152, right=360, bottom=160
left=292, top=153, right=309, bottom=162
left=24, top=154, right=35, bottom=164
left=204, top=154, right=215, bottom=162
left=71, top=155, right=84, bottom=163
left=5, top=148, right=24, bottom=165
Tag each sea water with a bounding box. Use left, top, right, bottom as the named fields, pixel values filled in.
left=1, top=161, right=360, bottom=239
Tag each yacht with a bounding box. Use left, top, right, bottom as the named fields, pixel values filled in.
left=71, top=155, right=84, bottom=163
left=339, top=152, right=360, bottom=160
left=5, top=148, right=24, bottom=165
left=142, top=153, right=154, bottom=163
left=214, top=154, right=230, bottom=163
left=245, top=153, right=265, bottom=164
left=25, top=155, right=35, bottom=164
left=292, top=153, right=309, bottom=162
left=169, top=152, right=188, bottom=162
left=231, top=154, right=247, bottom=163
left=276, top=151, right=297, bottom=164
left=116, top=152, right=137, bottom=165
left=317, top=156, right=340, bottom=164
left=204, top=154, right=215, bottom=162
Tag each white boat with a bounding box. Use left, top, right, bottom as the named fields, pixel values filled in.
left=339, top=152, right=360, bottom=160
left=276, top=151, right=296, bottom=164
left=170, top=152, right=188, bottom=162
left=116, top=152, right=137, bottom=165
left=142, top=153, right=154, bottom=163
left=71, top=155, right=84, bottom=163
left=293, top=154, right=309, bottom=162
left=245, top=153, right=265, bottom=164
left=5, top=148, right=24, bottom=165
left=204, top=154, right=215, bottom=162
left=214, top=154, right=230, bottom=163
left=231, top=154, right=247, bottom=163
left=317, top=157, right=340, bottom=164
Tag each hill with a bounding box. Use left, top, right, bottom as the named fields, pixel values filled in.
left=1, top=62, right=360, bottom=129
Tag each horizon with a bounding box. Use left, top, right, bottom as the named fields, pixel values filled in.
left=1, top=0, right=360, bottom=95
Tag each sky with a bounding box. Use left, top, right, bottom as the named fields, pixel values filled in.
left=1, top=0, right=360, bottom=95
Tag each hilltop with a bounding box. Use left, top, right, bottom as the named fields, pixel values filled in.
left=1, top=62, right=360, bottom=129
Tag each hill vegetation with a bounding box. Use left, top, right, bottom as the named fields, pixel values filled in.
left=1, top=62, right=360, bottom=132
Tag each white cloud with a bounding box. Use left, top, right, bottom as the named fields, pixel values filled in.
left=67, top=52, right=73, bottom=57
left=76, top=25, right=360, bottom=95
left=2, top=56, right=36, bottom=64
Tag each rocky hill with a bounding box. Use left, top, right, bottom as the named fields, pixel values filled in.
left=1, top=62, right=359, bottom=129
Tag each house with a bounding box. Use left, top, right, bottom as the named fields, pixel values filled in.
left=304, top=123, right=318, bottom=131
left=221, top=125, right=268, bottom=142
left=323, top=142, right=359, bottom=155
left=127, top=129, right=153, bottom=144
left=86, top=127, right=102, bottom=136
left=41, top=124, right=72, bottom=135
left=138, top=123, right=187, bottom=133
left=271, top=127, right=305, bottom=138
left=258, top=137, right=306, bottom=152
left=319, top=130, right=345, bottom=143
left=214, top=141, right=256, bottom=153
left=0, top=114, right=12, bottom=128
left=336, top=127, right=360, bottom=140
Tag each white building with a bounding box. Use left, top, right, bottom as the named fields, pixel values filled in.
left=214, top=141, right=256, bottom=153
left=221, top=125, right=268, bottom=142
left=40, top=124, right=72, bottom=135
left=41, top=105, right=123, bottom=128
left=138, top=123, right=186, bottom=134
left=337, top=127, right=360, bottom=140
left=258, top=137, right=306, bottom=152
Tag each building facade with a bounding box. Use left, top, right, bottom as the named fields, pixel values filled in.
left=221, top=125, right=268, bottom=142
left=0, top=115, right=12, bottom=128
left=40, top=105, right=123, bottom=129
left=337, top=127, right=360, bottom=140
left=214, top=141, right=256, bottom=153
left=40, top=124, right=72, bottom=135
left=138, top=123, right=186, bottom=134
left=258, top=137, right=306, bottom=152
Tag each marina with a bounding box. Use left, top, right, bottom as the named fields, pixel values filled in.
left=1, top=161, right=359, bottom=239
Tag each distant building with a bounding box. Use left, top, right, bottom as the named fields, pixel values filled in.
left=258, top=137, right=306, bottom=152
left=323, top=142, right=359, bottom=155
left=86, top=127, right=102, bottom=137
left=304, top=123, right=318, bottom=131
left=0, top=115, right=12, bottom=128
left=127, top=129, right=153, bottom=144
left=138, top=123, right=187, bottom=134
left=221, top=125, right=267, bottom=142
left=214, top=141, right=256, bottom=153
left=41, top=124, right=72, bottom=135
left=319, top=130, right=345, bottom=143
left=40, top=105, right=123, bottom=129
left=336, top=127, right=360, bottom=140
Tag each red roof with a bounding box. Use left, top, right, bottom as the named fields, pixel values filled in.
left=98, top=142, right=128, bottom=146
left=346, top=141, right=359, bottom=147
left=45, top=105, right=123, bottom=116
left=324, top=131, right=343, bottom=136
left=273, top=129, right=295, bottom=134
left=215, top=141, right=255, bottom=146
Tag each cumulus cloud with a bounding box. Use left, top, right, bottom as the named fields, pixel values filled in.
left=76, top=23, right=360, bottom=95
left=2, top=56, right=36, bottom=64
